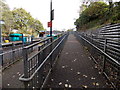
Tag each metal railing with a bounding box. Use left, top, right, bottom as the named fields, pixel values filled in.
left=74, top=31, right=120, bottom=88
left=1, top=37, right=54, bottom=70
left=19, top=33, right=68, bottom=89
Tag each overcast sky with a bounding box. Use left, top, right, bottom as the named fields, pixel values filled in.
left=5, top=0, right=119, bottom=31
left=6, top=0, right=81, bottom=31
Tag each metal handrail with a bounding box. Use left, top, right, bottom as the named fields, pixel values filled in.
left=78, top=34, right=120, bottom=67
left=19, top=34, right=67, bottom=82
left=24, top=37, right=51, bottom=49
left=26, top=34, right=64, bottom=61
left=1, top=37, right=53, bottom=70
left=0, top=47, right=22, bottom=56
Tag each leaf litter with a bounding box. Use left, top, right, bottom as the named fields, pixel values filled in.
left=83, top=75, right=88, bottom=78
left=59, top=82, right=62, bottom=85
left=82, top=85, right=88, bottom=88
left=77, top=72, right=81, bottom=75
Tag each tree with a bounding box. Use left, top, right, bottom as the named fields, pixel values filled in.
left=1, top=0, right=14, bottom=36
left=12, top=8, right=33, bottom=31
left=1, top=1, right=44, bottom=37
left=29, top=19, right=44, bottom=36
left=74, top=1, right=109, bottom=30
left=12, top=8, right=44, bottom=36
left=111, top=1, right=120, bottom=23
left=33, top=19, right=44, bottom=32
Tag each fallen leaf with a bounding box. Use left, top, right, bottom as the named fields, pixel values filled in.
left=96, top=83, right=99, bottom=86
left=95, top=65, right=98, bottom=68
left=62, top=66, right=65, bottom=68
left=28, top=84, right=30, bottom=86
left=65, top=84, right=68, bottom=87
left=17, top=72, right=20, bottom=74
left=88, top=57, right=91, bottom=60
left=93, top=82, right=99, bottom=86
left=59, top=82, right=62, bottom=85
left=106, top=82, right=109, bottom=85
left=66, top=80, right=69, bottom=82
left=82, top=85, right=88, bottom=88
left=93, top=82, right=96, bottom=85
left=7, top=84, right=10, bottom=86
left=68, top=85, right=72, bottom=88
left=66, top=53, right=69, bottom=54
left=83, top=75, right=88, bottom=78
left=77, top=72, right=81, bottom=75
left=13, top=75, right=15, bottom=78
left=73, top=59, right=77, bottom=62
left=99, top=72, right=102, bottom=74
left=91, top=77, right=96, bottom=80
left=51, top=79, right=54, bottom=81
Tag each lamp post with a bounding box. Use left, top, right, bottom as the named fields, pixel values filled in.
left=50, top=0, right=54, bottom=41
left=0, top=20, right=5, bottom=66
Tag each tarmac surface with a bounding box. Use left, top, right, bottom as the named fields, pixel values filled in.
left=2, top=48, right=39, bottom=88
left=44, top=34, right=111, bottom=88
left=2, top=33, right=112, bottom=89
left=2, top=60, right=24, bottom=88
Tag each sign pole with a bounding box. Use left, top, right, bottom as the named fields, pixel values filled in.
left=50, top=0, right=52, bottom=40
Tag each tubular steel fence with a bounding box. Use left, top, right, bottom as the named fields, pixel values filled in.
left=19, top=33, right=68, bottom=89
left=74, top=28, right=120, bottom=88
left=1, top=37, right=56, bottom=70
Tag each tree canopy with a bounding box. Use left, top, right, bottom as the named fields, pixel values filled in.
left=75, top=1, right=120, bottom=31
left=1, top=0, right=44, bottom=37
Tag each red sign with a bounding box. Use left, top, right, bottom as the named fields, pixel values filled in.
left=48, top=21, right=52, bottom=27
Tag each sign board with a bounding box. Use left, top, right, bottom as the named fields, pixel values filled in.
left=51, top=9, right=54, bottom=20
left=48, top=21, right=52, bottom=27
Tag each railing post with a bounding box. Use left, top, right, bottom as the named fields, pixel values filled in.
left=116, top=69, right=120, bottom=88
left=0, top=47, right=3, bottom=66
left=103, top=39, right=107, bottom=72
left=49, top=37, right=53, bottom=69
left=38, top=46, right=41, bottom=65
left=91, top=35, right=94, bottom=55
left=12, top=43, right=15, bottom=63
left=50, top=43, right=53, bottom=69
left=23, top=47, right=29, bottom=88
left=37, top=46, right=41, bottom=87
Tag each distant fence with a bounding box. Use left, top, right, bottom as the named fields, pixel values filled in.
left=75, top=23, right=120, bottom=88
left=1, top=37, right=52, bottom=70
left=19, top=33, right=68, bottom=89
left=1, top=34, right=63, bottom=70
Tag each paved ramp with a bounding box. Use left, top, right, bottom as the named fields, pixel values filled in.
left=44, top=34, right=111, bottom=88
